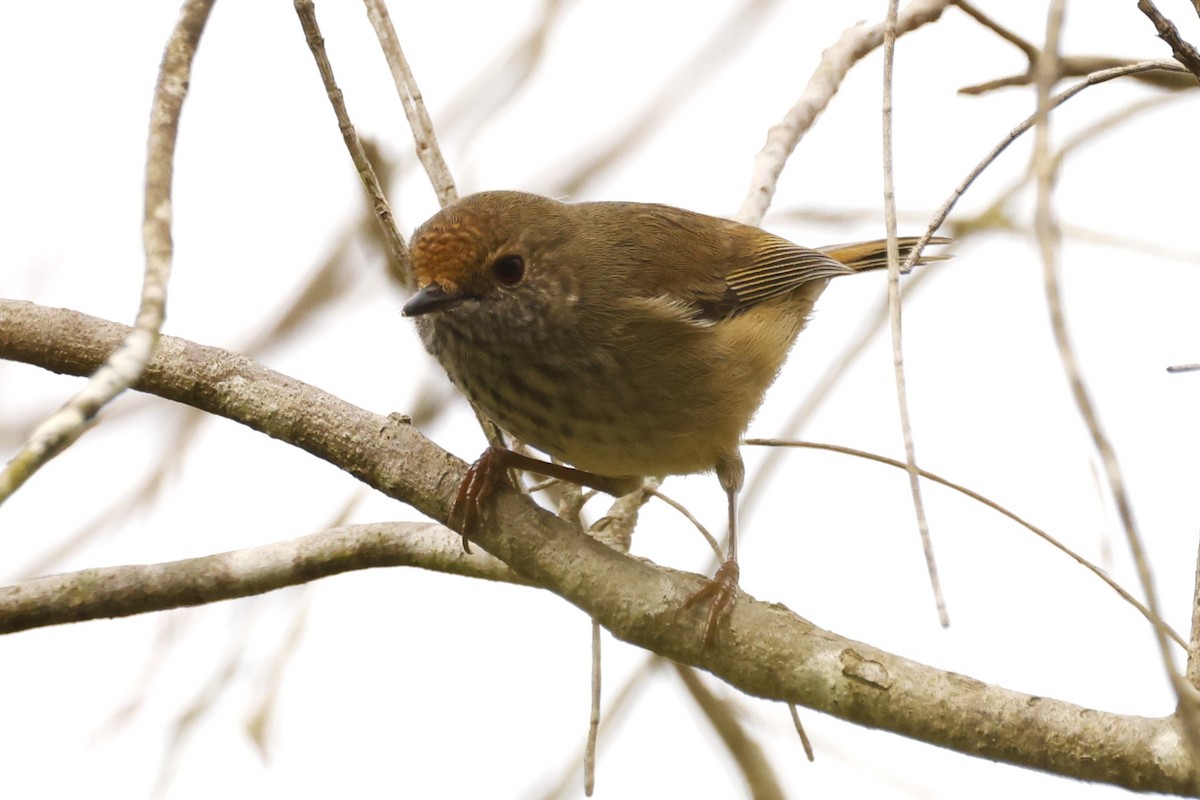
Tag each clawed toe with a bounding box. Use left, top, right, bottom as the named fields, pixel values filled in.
left=685, top=559, right=741, bottom=645
left=449, top=447, right=511, bottom=552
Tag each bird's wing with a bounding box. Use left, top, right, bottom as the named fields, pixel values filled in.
left=599, top=204, right=855, bottom=322
left=724, top=239, right=856, bottom=306
left=681, top=237, right=854, bottom=322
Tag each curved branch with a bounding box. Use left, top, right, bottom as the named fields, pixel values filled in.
left=0, top=522, right=523, bottom=633
left=0, top=299, right=1193, bottom=794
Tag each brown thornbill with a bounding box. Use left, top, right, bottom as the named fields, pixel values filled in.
left=403, top=190, right=949, bottom=642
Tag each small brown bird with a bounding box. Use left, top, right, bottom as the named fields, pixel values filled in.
left=403, top=190, right=947, bottom=641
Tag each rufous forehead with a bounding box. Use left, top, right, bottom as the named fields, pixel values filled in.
left=409, top=221, right=490, bottom=291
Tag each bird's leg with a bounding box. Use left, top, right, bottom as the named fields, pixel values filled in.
left=685, top=454, right=744, bottom=645
left=450, top=446, right=640, bottom=552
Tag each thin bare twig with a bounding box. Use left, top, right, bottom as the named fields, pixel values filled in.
left=584, top=620, right=601, bottom=795
left=882, top=0, right=947, bottom=626
left=0, top=0, right=215, bottom=506
left=1189, top=539, right=1200, bottom=690
left=293, top=0, right=411, bottom=275
left=538, top=658, right=663, bottom=800
left=363, top=0, right=458, bottom=205
left=788, top=704, right=815, bottom=762
left=954, top=1, right=1038, bottom=59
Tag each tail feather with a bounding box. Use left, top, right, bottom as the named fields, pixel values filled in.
left=820, top=236, right=952, bottom=273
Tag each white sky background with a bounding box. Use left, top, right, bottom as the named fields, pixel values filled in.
left=2, top=1, right=1199, bottom=798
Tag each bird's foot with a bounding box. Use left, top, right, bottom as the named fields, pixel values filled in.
left=448, top=446, right=641, bottom=552
left=685, top=558, right=741, bottom=646
left=449, top=446, right=512, bottom=553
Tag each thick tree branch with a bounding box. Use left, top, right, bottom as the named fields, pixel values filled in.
left=0, top=298, right=1195, bottom=794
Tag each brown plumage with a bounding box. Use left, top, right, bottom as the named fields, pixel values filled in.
left=403, top=190, right=949, bottom=641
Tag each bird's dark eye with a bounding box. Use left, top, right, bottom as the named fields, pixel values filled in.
left=491, top=254, right=526, bottom=287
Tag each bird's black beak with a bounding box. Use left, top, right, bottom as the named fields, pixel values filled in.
left=402, top=283, right=464, bottom=316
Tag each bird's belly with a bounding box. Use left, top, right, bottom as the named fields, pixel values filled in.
left=423, top=316, right=736, bottom=479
